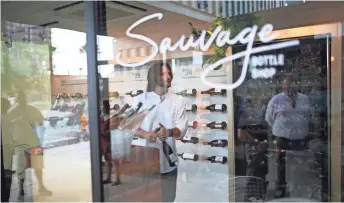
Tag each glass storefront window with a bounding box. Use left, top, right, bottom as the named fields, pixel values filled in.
left=2, top=1, right=344, bottom=202
left=1, top=1, right=93, bottom=202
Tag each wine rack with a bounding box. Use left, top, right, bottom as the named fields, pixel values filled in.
left=110, top=56, right=230, bottom=199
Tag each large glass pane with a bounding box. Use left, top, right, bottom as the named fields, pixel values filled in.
left=96, top=1, right=342, bottom=202
left=1, top=1, right=92, bottom=202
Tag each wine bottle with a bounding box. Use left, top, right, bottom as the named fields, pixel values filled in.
left=176, top=89, right=197, bottom=97
left=202, top=121, right=227, bottom=130
left=203, top=139, right=228, bottom=147
left=185, top=104, right=197, bottom=113
left=155, top=126, right=176, bottom=167
left=188, top=121, right=198, bottom=129
left=181, top=137, right=199, bottom=144
left=178, top=153, right=199, bottom=161
left=125, top=90, right=143, bottom=97
left=201, top=88, right=226, bottom=96
left=109, top=91, right=120, bottom=98
left=201, top=104, right=227, bottom=112
left=205, top=156, right=227, bottom=164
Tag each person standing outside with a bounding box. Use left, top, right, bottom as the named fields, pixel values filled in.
left=8, top=91, right=52, bottom=201
left=237, top=82, right=269, bottom=199
left=133, top=61, right=187, bottom=202
left=265, top=74, right=310, bottom=198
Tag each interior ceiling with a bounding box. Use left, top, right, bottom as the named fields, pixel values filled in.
left=0, top=1, right=206, bottom=38
left=2, top=1, right=344, bottom=40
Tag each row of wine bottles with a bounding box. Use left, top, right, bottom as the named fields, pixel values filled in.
left=188, top=121, right=227, bottom=130
left=54, top=93, right=85, bottom=99
left=176, top=88, right=227, bottom=97
left=109, top=88, right=227, bottom=98
left=112, top=103, right=227, bottom=114
left=186, top=104, right=227, bottom=113
left=180, top=137, right=228, bottom=147
left=178, top=153, right=228, bottom=164
left=109, top=90, right=144, bottom=98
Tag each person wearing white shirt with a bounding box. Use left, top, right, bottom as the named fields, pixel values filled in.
left=265, top=74, right=310, bottom=198
left=132, top=62, right=187, bottom=202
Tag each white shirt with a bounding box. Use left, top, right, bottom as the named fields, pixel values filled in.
left=265, top=92, right=310, bottom=140
left=131, top=91, right=187, bottom=173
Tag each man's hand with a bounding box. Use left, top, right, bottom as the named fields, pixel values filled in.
left=145, top=131, right=157, bottom=143
left=110, top=115, right=125, bottom=130
left=157, top=123, right=170, bottom=142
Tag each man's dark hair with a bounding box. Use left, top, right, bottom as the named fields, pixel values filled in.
left=146, top=61, right=173, bottom=92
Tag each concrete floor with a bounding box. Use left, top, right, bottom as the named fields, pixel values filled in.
left=5, top=142, right=328, bottom=202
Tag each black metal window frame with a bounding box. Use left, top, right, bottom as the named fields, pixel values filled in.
left=84, top=1, right=103, bottom=202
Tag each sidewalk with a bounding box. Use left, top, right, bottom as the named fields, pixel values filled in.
left=10, top=142, right=93, bottom=202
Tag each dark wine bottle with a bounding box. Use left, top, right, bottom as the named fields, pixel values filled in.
left=176, top=89, right=197, bottom=97
left=203, top=139, right=228, bottom=147
left=125, top=90, right=144, bottom=97
left=109, top=91, right=120, bottom=98
left=178, top=153, right=199, bottom=161
left=201, top=88, right=226, bottom=96
left=206, top=156, right=227, bottom=164
left=156, top=127, right=176, bottom=167
left=185, top=104, right=197, bottom=113
left=181, top=137, right=199, bottom=144
left=201, top=104, right=227, bottom=112
left=188, top=121, right=198, bottom=129
left=202, top=121, right=227, bottom=130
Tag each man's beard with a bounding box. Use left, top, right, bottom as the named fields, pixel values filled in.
left=158, top=82, right=170, bottom=89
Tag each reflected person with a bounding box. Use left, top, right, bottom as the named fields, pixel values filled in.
left=237, top=84, right=268, bottom=195
left=8, top=91, right=52, bottom=201
left=265, top=74, right=310, bottom=198
left=133, top=62, right=188, bottom=202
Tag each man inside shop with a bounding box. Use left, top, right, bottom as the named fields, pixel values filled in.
left=133, top=61, right=188, bottom=202
left=237, top=80, right=269, bottom=200
left=265, top=73, right=310, bottom=198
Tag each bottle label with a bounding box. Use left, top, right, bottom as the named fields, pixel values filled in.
left=186, top=105, right=192, bottom=111
left=215, top=156, right=223, bottom=162
left=215, top=124, right=222, bottom=128
left=215, top=88, right=222, bottom=93
left=201, top=124, right=207, bottom=127
left=188, top=121, right=194, bottom=127
left=182, top=136, right=191, bottom=141
left=169, top=154, right=178, bottom=163
left=186, top=89, right=193, bottom=94
left=183, top=153, right=195, bottom=160
left=215, top=105, right=222, bottom=110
